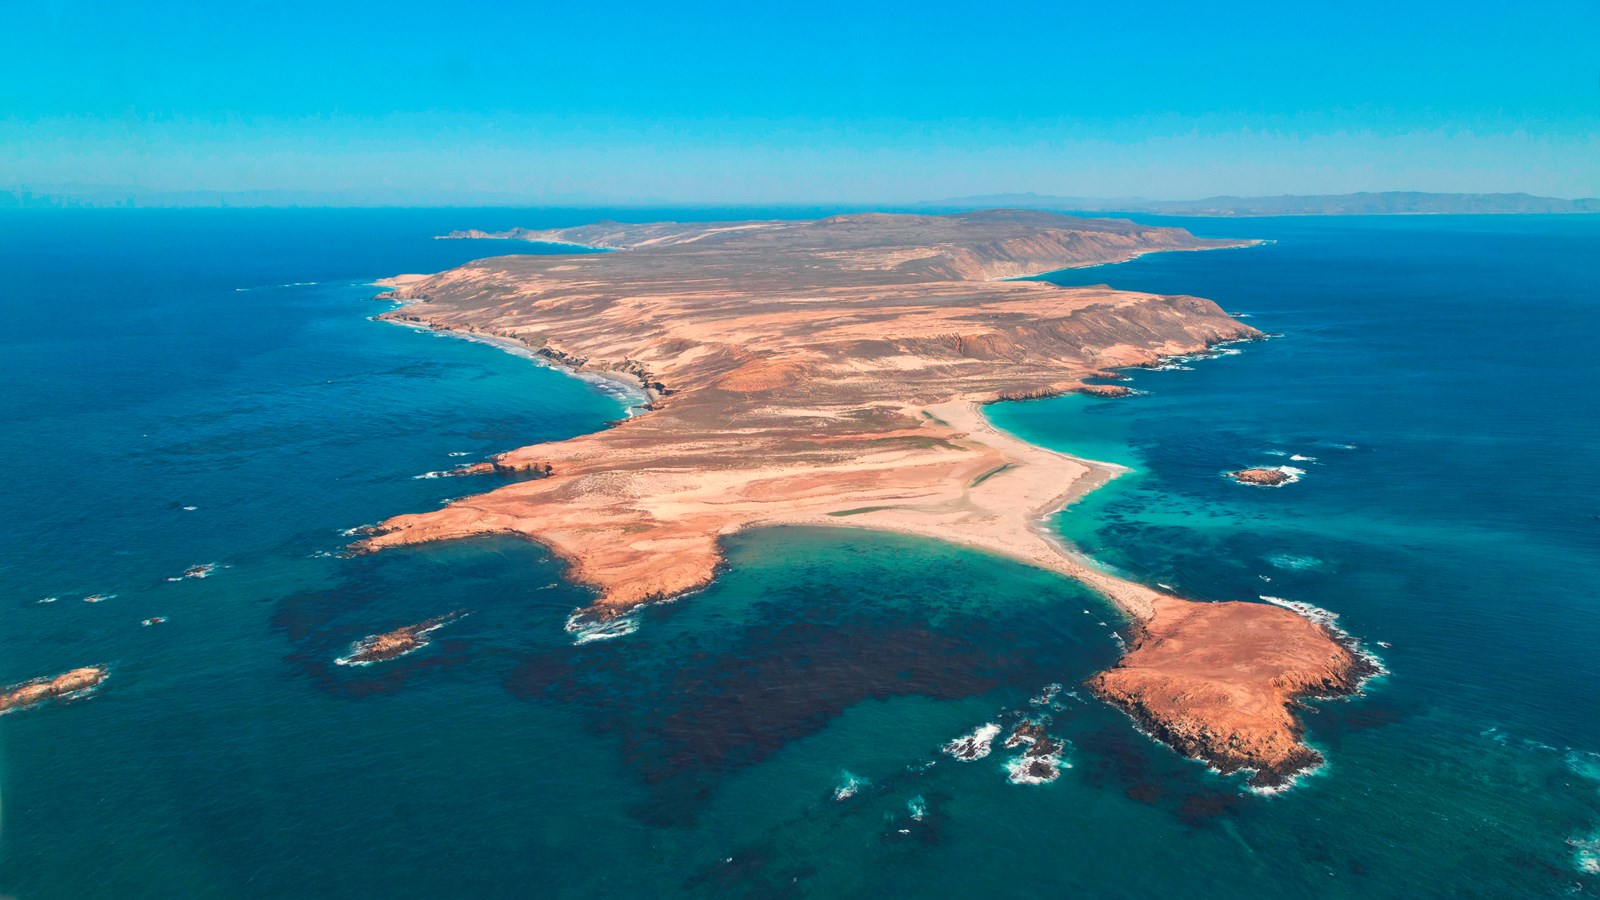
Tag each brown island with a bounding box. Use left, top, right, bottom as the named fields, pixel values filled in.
left=336, top=610, right=467, bottom=666
left=0, top=666, right=107, bottom=715
left=359, top=210, right=1370, bottom=787
left=1228, top=467, right=1296, bottom=487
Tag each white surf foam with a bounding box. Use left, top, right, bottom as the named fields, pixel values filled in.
left=1572, top=835, right=1600, bottom=875
left=334, top=614, right=465, bottom=666
left=1230, top=465, right=1305, bottom=487
left=1005, top=747, right=1069, bottom=785
left=564, top=612, right=640, bottom=645
left=1028, top=683, right=1063, bottom=707
left=1245, top=760, right=1324, bottom=797
left=167, top=562, right=220, bottom=582
left=833, top=771, right=868, bottom=801
left=943, top=723, right=1002, bottom=761
left=1259, top=595, right=1388, bottom=682
left=907, top=795, right=928, bottom=821
left=1566, top=750, right=1600, bottom=783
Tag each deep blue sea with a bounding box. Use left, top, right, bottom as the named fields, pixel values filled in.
left=1, top=209, right=1596, bottom=898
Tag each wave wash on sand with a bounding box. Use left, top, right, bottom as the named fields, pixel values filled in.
left=353, top=210, right=1373, bottom=789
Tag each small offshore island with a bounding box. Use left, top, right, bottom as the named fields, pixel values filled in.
left=1228, top=466, right=1298, bottom=487
left=336, top=610, right=467, bottom=666
left=0, top=666, right=107, bottom=715
left=359, top=210, right=1372, bottom=787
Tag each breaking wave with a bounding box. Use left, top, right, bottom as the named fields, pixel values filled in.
left=564, top=612, right=639, bottom=645
left=1259, top=595, right=1387, bottom=682
left=906, top=795, right=928, bottom=821
left=943, top=723, right=1002, bottom=761
left=833, top=771, right=868, bottom=801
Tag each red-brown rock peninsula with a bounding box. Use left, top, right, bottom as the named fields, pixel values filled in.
left=1087, top=598, right=1375, bottom=788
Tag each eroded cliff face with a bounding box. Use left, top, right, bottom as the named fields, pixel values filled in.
left=359, top=210, right=1368, bottom=785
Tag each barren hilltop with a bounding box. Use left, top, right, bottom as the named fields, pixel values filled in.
left=359, top=210, right=1370, bottom=787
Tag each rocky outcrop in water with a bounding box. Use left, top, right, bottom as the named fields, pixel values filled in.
left=1078, top=384, right=1134, bottom=398
left=1228, top=467, right=1293, bottom=486
left=0, top=666, right=106, bottom=714
left=337, top=611, right=467, bottom=665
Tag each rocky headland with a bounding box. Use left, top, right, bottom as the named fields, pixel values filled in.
left=1087, top=600, right=1377, bottom=788
left=0, top=666, right=107, bottom=714
left=357, top=209, right=1368, bottom=784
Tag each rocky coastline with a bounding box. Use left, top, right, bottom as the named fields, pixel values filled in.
left=1088, top=604, right=1379, bottom=788
left=355, top=210, right=1367, bottom=785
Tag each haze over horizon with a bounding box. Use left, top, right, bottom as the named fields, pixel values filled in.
left=4, top=0, right=1597, bottom=206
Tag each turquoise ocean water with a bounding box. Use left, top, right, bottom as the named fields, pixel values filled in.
left=0, top=209, right=1596, bottom=897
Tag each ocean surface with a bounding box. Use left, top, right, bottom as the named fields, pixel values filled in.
left=1, top=208, right=1596, bottom=898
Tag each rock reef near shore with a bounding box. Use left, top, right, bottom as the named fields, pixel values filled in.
left=359, top=210, right=1366, bottom=782
left=0, top=666, right=107, bottom=714
left=337, top=611, right=466, bottom=665
left=1078, top=383, right=1135, bottom=398
left=1228, top=467, right=1295, bottom=486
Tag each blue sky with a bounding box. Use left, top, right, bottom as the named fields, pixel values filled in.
left=3, top=0, right=1597, bottom=203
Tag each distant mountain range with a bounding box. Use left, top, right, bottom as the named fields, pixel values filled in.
left=927, top=191, right=1600, bottom=216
